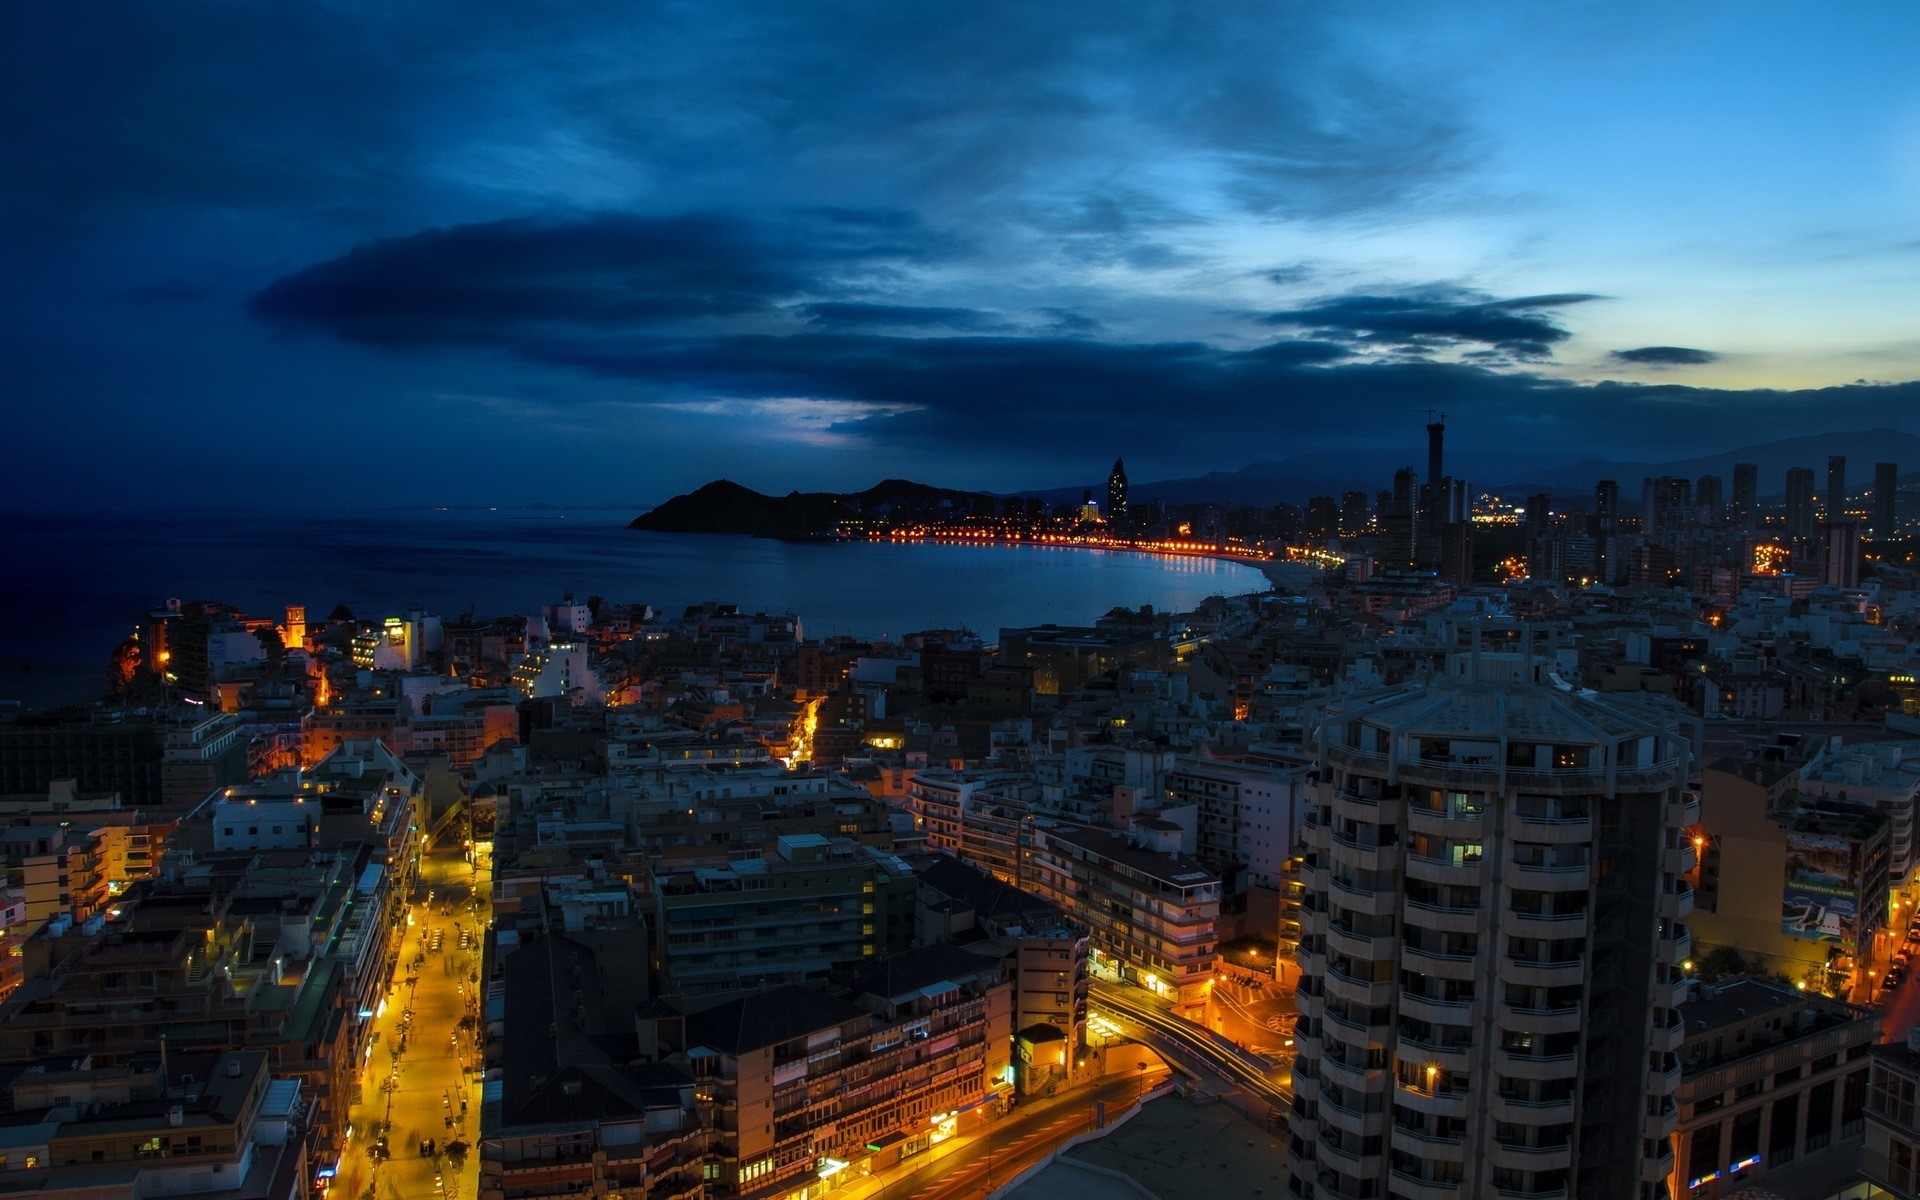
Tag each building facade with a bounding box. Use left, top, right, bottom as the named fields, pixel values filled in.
left=1290, top=654, right=1698, bottom=1200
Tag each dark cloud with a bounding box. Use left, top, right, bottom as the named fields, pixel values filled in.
left=799, top=303, right=1001, bottom=331
left=1039, top=309, right=1105, bottom=335
left=1263, top=266, right=1317, bottom=286
left=1261, top=287, right=1602, bottom=359
left=0, top=2, right=1475, bottom=237
left=251, top=211, right=951, bottom=345
left=527, top=330, right=1920, bottom=478
left=1610, top=345, right=1719, bottom=366
left=250, top=217, right=1903, bottom=474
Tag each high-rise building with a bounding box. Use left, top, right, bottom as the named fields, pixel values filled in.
left=1306, top=496, right=1341, bottom=539
left=1385, top=469, right=1419, bottom=567
left=1786, top=467, right=1817, bottom=540
left=1440, top=520, right=1474, bottom=585
left=1828, top=455, right=1849, bottom=519
left=1642, top=476, right=1693, bottom=539
left=1340, top=491, right=1371, bottom=537
left=1731, top=463, right=1759, bottom=529
left=1427, top=416, right=1446, bottom=485
left=1594, top=479, right=1619, bottom=532
left=1291, top=654, right=1696, bottom=1200
left=1823, top=518, right=1862, bottom=588
left=1107, top=457, right=1128, bottom=525
left=1695, top=474, right=1723, bottom=525
left=1876, top=461, right=1901, bottom=539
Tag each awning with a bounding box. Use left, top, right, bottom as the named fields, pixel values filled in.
left=865, top=1132, right=908, bottom=1152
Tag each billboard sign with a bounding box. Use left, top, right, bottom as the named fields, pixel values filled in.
left=1782, top=832, right=1858, bottom=943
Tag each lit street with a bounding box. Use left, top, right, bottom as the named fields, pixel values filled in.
left=837, top=1070, right=1171, bottom=1200
left=331, top=839, right=492, bottom=1200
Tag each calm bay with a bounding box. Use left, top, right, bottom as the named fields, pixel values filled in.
left=1, top=509, right=1272, bottom=707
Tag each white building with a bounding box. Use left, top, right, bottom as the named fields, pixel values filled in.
left=1799, top=737, right=1920, bottom=887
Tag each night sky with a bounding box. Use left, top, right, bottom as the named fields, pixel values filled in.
left=6, top=2, right=1920, bottom=510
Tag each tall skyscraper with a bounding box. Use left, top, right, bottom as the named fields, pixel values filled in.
left=1340, top=490, right=1371, bottom=537
left=1593, top=480, right=1619, bottom=533
left=1641, top=476, right=1692, bottom=539
left=1426, top=415, right=1446, bottom=485
left=1876, top=461, right=1900, bottom=539
left=1828, top=455, right=1848, bottom=519
left=1292, top=655, right=1695, bottom=1200
left=1107, top=457, right=1128, bottom=525
left=1786, top=467, right=1817, bottom=540
left=1386, top=468, right=1419, bottom=568
left=1694, top=474, right=1723, bottom=525
left=1823, top=519, right=1861, bottom=588
left=1731, top=463, right=1758, bottom=529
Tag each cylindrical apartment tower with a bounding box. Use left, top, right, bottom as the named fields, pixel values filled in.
left=1290, top=653, right=1696, bottom=1200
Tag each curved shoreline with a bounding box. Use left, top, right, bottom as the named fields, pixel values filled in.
left=855, top=530, right=1322, bottom=592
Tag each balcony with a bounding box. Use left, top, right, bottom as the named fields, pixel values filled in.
left=1495, top=1001, right=1581, bottom=1035
left=1403, top=943, right=1478, bottom=981
left=1322, top=966, right=1393, bottom=1009
left=1407, top=852, right=1483, bottom=888
left=1315, top=1090, right=1390, bottom=1138
left=1506, top=857, right=1590, bottom=890
left=1511, top=805, right=1593, bottom=844
left=1496, top=1047, right=1577, bottom=1080
left=1326, top=922, right=1390, bottom=962
left=1329, top=832, right=1399, bottom=873
left=1388, top=1170, right=1464, bottom=1200
left=1665, top=793, right=1701, bottom=827
left=1643, top=1099, right=1678, bottom=1140
left=1399, top=992, right=1474, bottom=1026
left=1660, top=882, right=1694, bottom=920
left=1499, top=953, right=1585, bottom=989
left=1328, top=876, right=1397, bottom=918
left=1404, top=899, right=1481, bottom=935
left=1492, top=1091, right=1574, bottom=1123
left=1491, top=1142, right=1572, bottom=1172
left=1390, top=1124, right=1468, bottom=1162
left=1330, top=789, right=1403, bottom=824
left=1406, top=804, right=1485, bottom=839
left=1393, top=1085, right=1469, bottom=1119
left=1396, top=1035, right=1474, bottom=1073
left=1504, top=908, right=1590, bottom=940
left=1663, top=842, right=1698, bottom=876
left=1317, top=1051, right=1378, bottom=1091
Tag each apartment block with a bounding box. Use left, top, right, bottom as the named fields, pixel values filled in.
left=0, top=1049, right=309, bottom=1199
left=645, top=943, right=1012, bottom=1200
left=1028, top=822, right=1219, bottom=1009
left=1672, top=977, right=1875, bottom=1198
left=1291, top=655, right=1697, bottom=1200
left=651, top=835, right=915, bottom=1003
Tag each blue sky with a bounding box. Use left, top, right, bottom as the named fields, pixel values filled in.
left=4, top=1, right=1918, bottom=509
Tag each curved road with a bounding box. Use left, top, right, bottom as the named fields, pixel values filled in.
left=1091, top=982, right=1292, bottom=1112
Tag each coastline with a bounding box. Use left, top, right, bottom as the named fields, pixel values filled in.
left=851, top=529, right=1326, bottom=594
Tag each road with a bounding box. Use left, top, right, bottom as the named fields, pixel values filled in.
left=330, top=840, right=491, bottom=1200
left=1092, top=982, right=1292, bottom=1111
left=845, top=1071, right=1169, bottom=1200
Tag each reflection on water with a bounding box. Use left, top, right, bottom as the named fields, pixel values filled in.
left=1, top=509, right=1270, bottom=707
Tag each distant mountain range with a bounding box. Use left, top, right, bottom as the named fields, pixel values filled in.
left=635, top=429, right=1920, bottom=535
left=1030, top=428, right=1920, bottom=509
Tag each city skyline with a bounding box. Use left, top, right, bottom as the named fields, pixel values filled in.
left=6, top=4, right=1920, bottom=510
